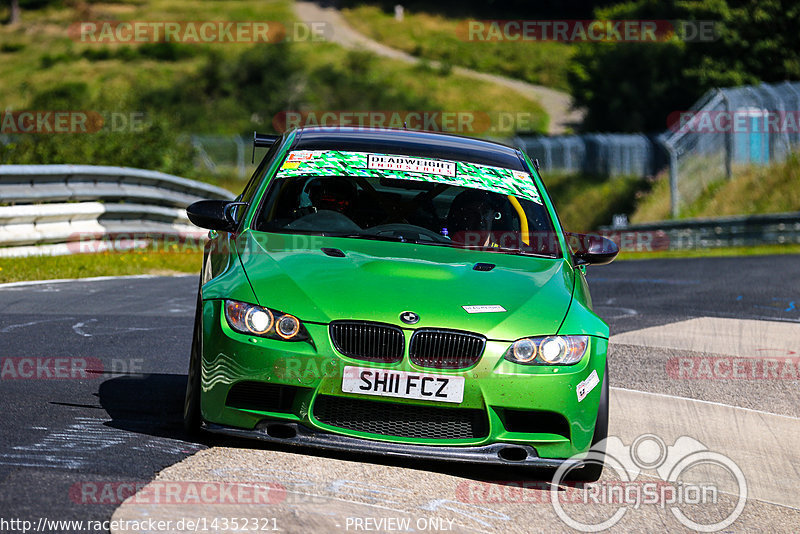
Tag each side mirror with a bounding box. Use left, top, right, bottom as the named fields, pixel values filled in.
left=186, top=200, right=245, bottom=232
left=568, top=233, right=619, bottom=266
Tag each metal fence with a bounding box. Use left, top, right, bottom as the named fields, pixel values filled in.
left=660, top=81, right=800, bottom=217
left=189, top=134, right=249, bottom=179
left=514, top=133, right=665, bottom=178
left=517, top=82, right=800, bottom=218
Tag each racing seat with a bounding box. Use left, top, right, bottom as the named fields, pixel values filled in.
left=446, top=189, right=518, bottom=248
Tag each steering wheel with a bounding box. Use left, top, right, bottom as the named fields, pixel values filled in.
left=368, top=223, right=450, bottom=243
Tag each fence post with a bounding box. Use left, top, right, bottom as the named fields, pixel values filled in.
left=719, top=89, right=733, bottom=179
left=660, top=138, right=680, bottom=218
left=235, top=136, right=246, bottom=178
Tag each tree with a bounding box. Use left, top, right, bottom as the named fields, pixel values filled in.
left=569, top=0, right=800, bottom=132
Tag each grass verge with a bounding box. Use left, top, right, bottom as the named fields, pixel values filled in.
left=543, top=172, right=647, bottom=233
left=631, top=152, right=800, bottom=223
left=616, top=243, right=800, bottom=261
left=3, top=241, right=798, bottom=284
left=340, top=5, right=573, bottom=91
left=0, top=250, right=201, bottom=284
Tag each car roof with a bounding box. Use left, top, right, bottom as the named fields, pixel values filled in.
left=289, top=127, right=527, bottom=171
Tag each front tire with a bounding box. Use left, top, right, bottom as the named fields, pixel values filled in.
left=183, top=294, right=203, bottom=434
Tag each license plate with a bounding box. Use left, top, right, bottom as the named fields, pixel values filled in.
left=341, top=366, right=465, bottom=403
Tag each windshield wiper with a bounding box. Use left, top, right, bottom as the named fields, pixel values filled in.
left=329, top=233, right=409, bottom=243
left=458, top=244, right=557, bottom=258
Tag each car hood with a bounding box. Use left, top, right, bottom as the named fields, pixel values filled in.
left=238, top=231, right=575, bottom=341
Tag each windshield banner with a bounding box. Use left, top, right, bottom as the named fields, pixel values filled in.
left=278, top=150, right=542, bottom=203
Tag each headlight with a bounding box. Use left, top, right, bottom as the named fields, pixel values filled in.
left=224, top=300, right=309, bottom=341
left=504, top=335, right=589, bottom=365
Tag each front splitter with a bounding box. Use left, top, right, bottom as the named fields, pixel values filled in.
left=203, top=420, right=583, bottom=469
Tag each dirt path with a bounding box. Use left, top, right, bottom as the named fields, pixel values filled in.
left=294, top=1, right=584, bottom=135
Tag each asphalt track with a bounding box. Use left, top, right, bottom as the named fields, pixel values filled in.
left=0, top=255, right=798, bottom=533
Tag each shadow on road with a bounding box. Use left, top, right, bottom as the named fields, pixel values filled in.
left=98, top=372, right=212, bottom=445
left=98, top=372, right=561, bottom=486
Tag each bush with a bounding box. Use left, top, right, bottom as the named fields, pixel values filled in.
left=1, top=42, right=25, bottom=53
left=29, top=82, right=91, bottom=109
left=0, top=121, right=196, bottom=176
left=40, top=51, right=78, bottom=69
left=3, top=83, right=195, bottom=176
left=137, top=41, right=197, bottom=62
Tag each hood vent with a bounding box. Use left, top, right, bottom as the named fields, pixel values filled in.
left=321, top=247, right=346, bottom=257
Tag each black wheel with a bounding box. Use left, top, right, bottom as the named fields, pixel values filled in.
left=183, top=293, right=203, bottom=434
left=567, top=362, right=609, bottom=482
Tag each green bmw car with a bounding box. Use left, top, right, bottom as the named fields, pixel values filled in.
left=184, top=126, right=617, bottom=480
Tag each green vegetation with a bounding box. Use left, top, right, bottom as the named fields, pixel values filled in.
left=570, top=0, right=800, bottom=132
left=617, top=243, right=800, bottom=261
left=0, top=0, right=547, bottom=191
left=542, top=173, right=647, bottom=232
left=340, top=5, right=573, bottom=91
left=0, top=249, right=201, bottom=284
left=632, top=152, right=800, bottom=222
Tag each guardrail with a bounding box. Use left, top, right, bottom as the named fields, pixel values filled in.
left=0, top=164, right=235, bottom=258
left=599, top=212, right=800, bottom=251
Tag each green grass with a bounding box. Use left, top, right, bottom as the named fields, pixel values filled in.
left=542, top=172, right=647, bottom=232
left=4, top=238, right=797, bottom=284
left=0, top=249, right=201, bottom=284
left=0, top=0, right=547, bottom=141
left=631, top=152, right=800, bottom=223
left=616, top=243, right=800, bottom=261
left=341, top=5, right=574, bottom=91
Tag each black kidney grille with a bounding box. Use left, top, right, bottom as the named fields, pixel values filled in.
left=409, top=329, right=486, bottom=369
left=330, top=321, right=405, bottom=363
left=313, top=395, right=488, bottom=439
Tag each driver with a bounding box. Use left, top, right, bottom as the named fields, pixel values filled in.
left=292, top=176, right=359, bottom=221
left=446, top=189, right=512, bottom=248
left=307, top=177, right=357, bottom=214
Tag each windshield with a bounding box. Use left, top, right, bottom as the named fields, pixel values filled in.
left=254, top=150, right=561, bottom=257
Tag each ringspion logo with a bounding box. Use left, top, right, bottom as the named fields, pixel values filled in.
left=551, top=434, right=747, bottom=532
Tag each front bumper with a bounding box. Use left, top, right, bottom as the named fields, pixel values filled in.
left=199, top=299, right=608, bottom=461
left=203, top=420, right=585, bottom=469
